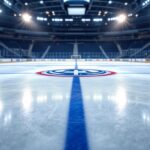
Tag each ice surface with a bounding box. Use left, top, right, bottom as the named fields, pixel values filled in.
left=0, top=61, right=150, bottom=150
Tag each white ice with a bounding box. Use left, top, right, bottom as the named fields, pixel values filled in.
left=0, top=61, right=150, bottom=150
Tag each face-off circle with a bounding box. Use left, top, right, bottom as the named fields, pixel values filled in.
left=36, top=69, right=116, bottom=77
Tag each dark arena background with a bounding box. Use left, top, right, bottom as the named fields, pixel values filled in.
left=0, top=0, right=150, bottom=150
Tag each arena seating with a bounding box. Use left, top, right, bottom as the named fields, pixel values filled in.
left=0, top=39, right=149, bottom=59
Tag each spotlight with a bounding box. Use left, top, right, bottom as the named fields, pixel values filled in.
left=22, top=13, right=32, bottom=23
left=124, top=2, right=128, bottom=6
left=117, top=14, right=127, bottom=23
left=39, top=0, right=44, bottom=4
left=108, top=0, right=112, bottom=4
left=24, top=2, right=28, bottom=6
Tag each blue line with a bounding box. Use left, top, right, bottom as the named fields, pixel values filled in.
left=65, top=77, right=89, bottom=150
left=75, top=59, right=78, bottom=70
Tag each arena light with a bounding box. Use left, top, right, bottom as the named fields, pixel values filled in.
left=65, top=18, right=73, bottom=22
left=4, top=0, right=12, bottom=6
left=93, top=18, right=103, bottom=22
left=124, top=2, right=128, bottom=6
left=68, top=7, right=86, bottom=15
left=37, top=16, right=47, bottom=21
left=82, top=18, right=91, bottom=22
left=39, top=0, right=44, bottom=4
left=52, top=18, right=63, bottom=22
left=108, top=0, right=112, bottom=4
left=24, top=2, right=28, bottom=6
left=116, top=14, right=127, bottom=23
left=64, top=0, right=90, bottom=2
left=142, top=0, right=150, bottom=7
left=128, top=13, right=133, bottom=17
left=108, top=17, right=117, bottom=21
left=22, top=13, right=32, bottom=23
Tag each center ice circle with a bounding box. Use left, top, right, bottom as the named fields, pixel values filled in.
left=36, top=69, right=116, bottom=77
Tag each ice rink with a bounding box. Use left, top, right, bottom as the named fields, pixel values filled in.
left=0, top=61, right=150, bottom=150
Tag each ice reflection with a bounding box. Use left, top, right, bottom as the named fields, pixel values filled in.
left=84, top=86, right=127, bottom=115
left=84, top=95, right=91, bottom=100
left=107, top=86, right=127, bottom=115
left=4, top=112, right=12, bottom=125
left=37, top=95, right=47, bottom=103
left=51, top=94, right=63, bottom=101
left=22, top=88, right=33, bottom=114
left=0, top=100, right=3, bottom=115
left=142, top=111, right=150, bottom=125
left=115, top=87, right=127, bottom=115
left=84, top=94, right=103, bottom=101
left=93, top=94, right=103, bottom=102
left=66, top=93, right=70, bottom=99
left=50, top=93, right=70, bottom=101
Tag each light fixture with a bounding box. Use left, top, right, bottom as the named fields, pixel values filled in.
left=116, top=14, right=127, bottom=23
left=93, top=18, right=103, bottom=22
left=65, top=18, right=73, bottom=22
left=142, top=0, right=150, bottom=7
left=37, top=16, right=47, bottom=21
left=64, top=0, right=90, bottom=2
left=82, top=18, right=91, bottom=22
left=68, top=7, right=86, bottom=15
left=39, top=0, right=44, bottom=4
left=22, top=13, right=32, bottom=23
left=24, top=2, right=28, bottom=6
left=108, top=0, right=112, bottom=4
left=4, top=0, right=12, bottom=6
left=52, top=18, right=63, bottom=22
left=124, top=2, right=128, bottom=6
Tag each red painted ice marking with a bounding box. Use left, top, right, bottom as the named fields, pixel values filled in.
left=36, top=69, right=117, bottom=77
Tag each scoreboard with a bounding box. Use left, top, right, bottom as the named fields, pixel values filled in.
left=64, top=0, right=90, bottom=3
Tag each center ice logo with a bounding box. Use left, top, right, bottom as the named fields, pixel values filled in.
left=36, top=69, right=116, bottom=77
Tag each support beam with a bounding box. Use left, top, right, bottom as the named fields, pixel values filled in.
left=28, top=41, right=34, bottom=58
left=115, top=42, right=123, bottom=56
left=99, top=45, right=109, bottom=59
left=146, top=50, right=150, bottom=58
left=1, top=0, right=22, bottom=13
left=73, top=42, right=79, bottom=56
left=86, top=0, right=94, bottom=14
left=130, top=42, right=150, bottom=57
left=0, top=41, right=20, bottom=57
left=60, top=0, right=67, bottom=14
left=41, top=45, right=51, bottom=59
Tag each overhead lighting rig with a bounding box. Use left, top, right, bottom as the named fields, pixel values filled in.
left=63, top=0, right=90, bottom=15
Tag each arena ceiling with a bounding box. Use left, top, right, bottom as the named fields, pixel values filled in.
left=0, top=0, right=150, bottom=40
